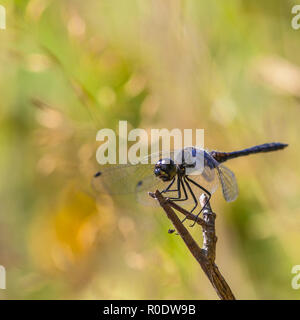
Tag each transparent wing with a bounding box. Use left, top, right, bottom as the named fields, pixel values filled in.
left=179, top=165, right=218, bottom=212
left=216, top=164, right=238, bottom=202
left=92, top=150, right=176, bottom=195
left=92, top=148, right=234, bottom=209
left=135, top=175, right=168, bottom=206
left=187, top=165, right=219, bottom=194
left=92, top=163, right=159, bottom=194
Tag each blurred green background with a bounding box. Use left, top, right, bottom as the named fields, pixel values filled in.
left=0, top=0, right=300, bottom=299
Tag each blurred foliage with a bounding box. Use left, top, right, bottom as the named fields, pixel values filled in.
left=0, top=0, right=300, bottom=299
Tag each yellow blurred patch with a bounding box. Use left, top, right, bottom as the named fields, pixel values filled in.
left=29, top=186, right=115, bottom=276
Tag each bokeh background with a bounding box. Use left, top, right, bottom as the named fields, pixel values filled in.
left=0, top=0, right=300, bottom=299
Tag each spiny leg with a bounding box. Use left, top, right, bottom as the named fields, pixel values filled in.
left=184, top=177, right=198, bottom=212
left=168, top=177, right=189, bottom=235
left=165, top=175, right=180, bottom=200
left=178, top=176, right=188, bottom=202
left=161, top=177, right=176, bottom=193
left=179, top=176, right=199, bottom=225
left=185, top=176, right=211, bottom=227
left=167, top=176, right=188, bottom=202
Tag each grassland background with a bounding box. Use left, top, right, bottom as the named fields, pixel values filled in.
left=0, top=0, right=300, bottom=299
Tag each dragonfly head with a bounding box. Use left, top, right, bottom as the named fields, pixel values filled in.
left=154, top=158, right=177, bottom=181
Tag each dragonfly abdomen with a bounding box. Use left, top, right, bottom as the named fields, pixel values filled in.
left=210, top=142, right=288, bottom=163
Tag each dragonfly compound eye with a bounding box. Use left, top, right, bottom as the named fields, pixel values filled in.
left=154, top=158, right=176, bottom=181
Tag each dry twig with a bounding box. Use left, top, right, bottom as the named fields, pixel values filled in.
left=149, top=190, right=235, bottom=300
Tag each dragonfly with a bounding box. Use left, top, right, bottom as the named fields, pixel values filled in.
left=93, top=142, right=288, bottom=226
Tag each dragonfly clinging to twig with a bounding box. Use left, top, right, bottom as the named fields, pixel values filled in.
left=93, top=142, right=288, bottom=226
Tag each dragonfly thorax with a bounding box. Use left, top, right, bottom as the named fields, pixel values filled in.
left=154, top=158, right=177, bottom=182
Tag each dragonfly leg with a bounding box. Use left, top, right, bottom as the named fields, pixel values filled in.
left=163, top=175, right=181, bottom=200
left=177, top=177, right=188, bottom=202
left=167, top=176, right=188, bottom=202
left=161, top=177, right=176, bottom=193
left=185, top=176, right=211, bottom=227
left=179, top=176, right=199, bottom=225
left=166, top=177, right=189, bottom=235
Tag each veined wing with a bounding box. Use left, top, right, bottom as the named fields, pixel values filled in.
left=92, top=162, right=159, bottom=194
left=92, top=150, right=175, bottom=195
left=216, top=164, right=238, bottom=202
left=135, top=174, right=170, bottom=206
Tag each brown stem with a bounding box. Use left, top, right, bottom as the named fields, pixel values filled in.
left=151, top=190, right=235, bottom=300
